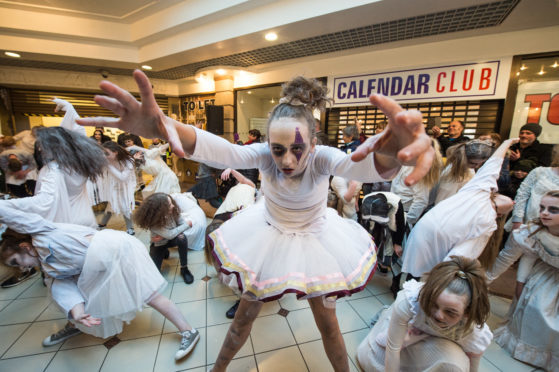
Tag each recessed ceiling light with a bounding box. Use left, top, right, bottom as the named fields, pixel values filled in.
left=552, top=61, right=558, bottom=68
left=247, top=91, right=252, bottom=95
left=5, top=51, right=20, bottom=58
left=141, top=65, right=152, bottom=70
left=216, top=69, right=226, bottom=75
left=520, top=64, right=527, bottom=71
left=265, top=32, right=277, bottom=41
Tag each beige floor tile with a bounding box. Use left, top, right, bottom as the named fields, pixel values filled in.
left=101, top=335, right=160, bottom=372
left=188, top=250, right=206, bottom=264
left=206, top=295, right=236, bottom=327
left=177, top=263, right=206, bottom=282
left=171, top=280, right=207, bottom=303
left=36, top=302, right=66, bottom=322
left=256, top=345, right=307, bottom=372
left=0, top=296, right=51, bottom=325
left=279, top=294, right=310, bottom=311
left=251, top=315, right=296, bottom=354
left=346, top=296, right=384, bottom=326
left=223, top=355, right=258, bottom=372
left=0, top=323, right=29, bottom=356
left=207, top=265, right=218, bottom=278
left=342, top=286, right=373, bottom=300
left=287, top=308, right=320, bottom=344
left=153, top=328, right=206, bottom=372
left=0, top=300, right=11, bottom=312
left=342, top=328, right=371, bottom=370
left=3, top=319, right=67, bottom=358
left=162, top=299, right=206, bottom=333
left=18, top=278, right=49, bottom=299
left=161, top=263, right=178, bottom=282
left=0, top=277, right=37, bottom=301
left=336, top=301, right=368, bottom=333
left=479, top=357, right=502, bottom=371
left=45, top=345, right=107, bottom=372
left=118, top=307, right=165, bottom=341
left=206, top=323, right=253, bottom=362
left=299, top=339, right=356, bottom=372
left=0, top=352, right=55, bottom=371
left=365, top=273, right=392, bottom=295
left=375, top=292, right=395, bottom=306
left=259, top=300, right=281, bottom=317
left=60, top=331, right=106, bottom=350
left=484, top=341, right=535, bottom=372
left=206, top=277, right=234, bottom=299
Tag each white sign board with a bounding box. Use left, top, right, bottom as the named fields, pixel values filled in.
left=329, top=59, right=512, bottom=106
left=510, top=80, right=559, bottom=144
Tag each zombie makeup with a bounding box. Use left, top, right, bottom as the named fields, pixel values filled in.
left=293, top=127, right=305, bottom=162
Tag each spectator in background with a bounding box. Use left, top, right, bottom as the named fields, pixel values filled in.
left=509, top=123, right=552, bottom=169
left=432, top=120, right=469, bottom=156
left=91, top=126, right=111, bottom=143
left=244, top=129, right=261, bottom=145
left=117, top=131, right=144, bottom=148
left=315, top=118, right=329, bottom=146
left=340, top=125, right=360, bottom=154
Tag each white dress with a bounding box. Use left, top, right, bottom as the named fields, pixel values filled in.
left=189, top=128, right=390, bottom=302
left=357, top=280, right=492, bottom=371
left=390, top=166, right=429, bottom=226
left=435, top=166, right=474, bottom=205
left=171, top=192, right=207, bottom=251
left=138, top=146, right=181, bottom=199
left=0, top=204, right=165, bottom=339
left=330, top=176, right=362, bottom=221
left=402, top=155, right=503, bottom=278
left=100, top=161, right=136, bottom=217
left=487, top=225, right=559, bottom=371
left=511, top=167, right=559, bottom=224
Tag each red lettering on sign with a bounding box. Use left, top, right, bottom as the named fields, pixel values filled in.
left=547, top=93, right=559, bottom=125
left=462, top=69, right=474, bottom=91
left=524, top=93, right=551, bottom=124
left=449, top=71, right=458, bottom=92
left=436, top=72, right=446, bottom=93
left=479, top=68, right=492, bottom=90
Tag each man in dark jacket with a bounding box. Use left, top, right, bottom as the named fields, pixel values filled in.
left=509, top=123, right=552, bottom=168
left=432, top=120, right=469, bottom=156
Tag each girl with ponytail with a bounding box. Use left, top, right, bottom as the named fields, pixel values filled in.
left=358, top=256, right=492, bottom=372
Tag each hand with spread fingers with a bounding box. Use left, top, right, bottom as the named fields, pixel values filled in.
left=76, top=70, right=186, bottom=157
left=351, top=94, right=434, bottom=186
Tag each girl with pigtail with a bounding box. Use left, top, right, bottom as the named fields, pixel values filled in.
left=97, top=141, right=136, bottom=235
left=77, top=71, right=433, bottom=371
left=357, top=256, right=492, bottom=372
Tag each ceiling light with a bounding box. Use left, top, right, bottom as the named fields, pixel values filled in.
left=265, top=32, right=278, bottom=41
left=552, top=61, right=559, bottom=68
left=216, top=69, right=226, bottom=76
left=270, top=98, right=275, bottom=103
left=4, top=51, right=20, bottom=58
left=247, top=91, right=252, bottom=95
left=519, top=64, right=527, bottom=71
left=141, top=65, right=152, bottom=70
left=516, top=72, right=520, bottom=76
left=538, top=66, right=545, bottom=75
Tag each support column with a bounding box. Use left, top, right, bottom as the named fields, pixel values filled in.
left=213, top=75, right=234, bottom=142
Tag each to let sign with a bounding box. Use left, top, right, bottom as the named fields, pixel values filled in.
left=330, top=60, right=511, bottom=106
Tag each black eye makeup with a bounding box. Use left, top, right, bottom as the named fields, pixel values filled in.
left=271, top=144, right=287, bottom=157
left=540, top=205, right=559, bottom=214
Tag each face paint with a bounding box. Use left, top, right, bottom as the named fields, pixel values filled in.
left=294, top=127, right=304, bottom=162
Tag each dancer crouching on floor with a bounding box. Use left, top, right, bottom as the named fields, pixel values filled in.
left=0, top=205, right=199, bottom=361
left=77, top=70, right=433, bottom=372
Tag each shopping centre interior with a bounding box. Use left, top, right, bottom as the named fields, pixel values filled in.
left=0, top=0, right=558, bottom=371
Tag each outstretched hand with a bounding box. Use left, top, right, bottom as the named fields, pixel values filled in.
left=351, top=94, right=433, bottom=186
left=76, top=313, right=102, bottom=327
left=52, top=97, right=69, bottom=113
left=76, top=70, right=185, bottom=157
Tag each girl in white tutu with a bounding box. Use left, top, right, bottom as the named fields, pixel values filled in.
left=77, top=71, right=433, bottom=372
left=486, top=190, right=559, bottom=371
left=98, top=141, right=136, bottom=235
left=0, top=205, right=200, bottom=361
left=127, top=143, right=181, bottom=199
left=357, top=256, right=492, bottom=372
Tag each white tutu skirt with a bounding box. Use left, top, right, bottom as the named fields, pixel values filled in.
left=209, top=203, right=377, bottom=302
left=76, top=230, right=167, bottom=338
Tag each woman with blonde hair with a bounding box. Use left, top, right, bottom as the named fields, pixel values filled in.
left=357, top=256, right=492, bottom=371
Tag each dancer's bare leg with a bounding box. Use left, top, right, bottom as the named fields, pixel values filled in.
left=308, top=297, right=350, bottom=372
left=148, top=293, right=191, bottom=332
left=211, top=297, right=263, bottom=372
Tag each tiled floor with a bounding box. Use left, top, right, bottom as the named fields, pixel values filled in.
left=0, top=215, right=544, bottom=372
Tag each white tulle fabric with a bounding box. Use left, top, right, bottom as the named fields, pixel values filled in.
left=140, top=147, right=180, bottom=199
left=99, top=162, right=136, bottom=216
left=171, top=192, right=207, bottom=251
left=76, top=229, right=166, bottom=338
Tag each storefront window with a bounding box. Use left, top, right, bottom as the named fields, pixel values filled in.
left=236, top=85, right=281, bottom=143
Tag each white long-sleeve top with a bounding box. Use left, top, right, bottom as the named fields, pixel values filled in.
left=330, top=176, right=362, bottom=221
left=188, top=128, right=395, bottom=234
left=390, top=166, right=429, bottom=226
left=0, top=203, right=95, bottom=317
left=511, top=167, right=559, bottom=224
left=402, top=153, right=504, bottom=277
left=102, top=161, right=136, bottom=217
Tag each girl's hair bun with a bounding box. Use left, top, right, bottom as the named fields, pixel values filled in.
left=281, top=76, right=330, bottom=111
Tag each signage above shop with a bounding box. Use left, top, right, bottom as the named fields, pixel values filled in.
left=329, top=58, right=512, bottom=106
